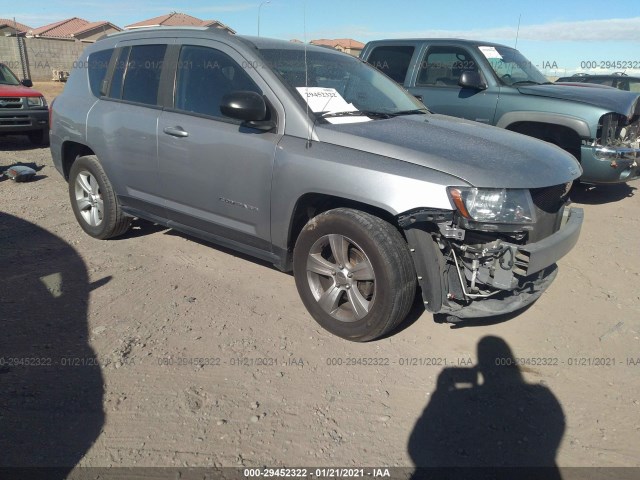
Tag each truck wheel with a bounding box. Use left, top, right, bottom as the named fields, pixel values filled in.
left=68, top=155, right=131, bottom=239
left=293, top=208, right=416, bottom=341
left=27, top=129, right=49, bottom=146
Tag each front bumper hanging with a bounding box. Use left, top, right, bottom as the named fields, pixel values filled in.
left=402, top=207, right=584, bottom=320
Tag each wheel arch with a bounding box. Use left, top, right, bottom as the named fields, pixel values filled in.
left=61, top=141, right=95, bottom=180
left=502, top=118, right=584, bottom=159
left=497, top=112, right=590, bottom=138
left=282, top=193, right=401, bottom=271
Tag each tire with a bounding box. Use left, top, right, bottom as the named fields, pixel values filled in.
left=27, top=129, right=49, bottom=146
left=68, top=155, right=131, bottom=239
left=293, top=208, right=416, bottom=342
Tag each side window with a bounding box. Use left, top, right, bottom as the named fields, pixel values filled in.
left=416, top=46, right=478, bottom=87
left=121, top=44, right=167, bottom=105
left=366, top=46, right=415, bottom=84
left=174, top=45, right=262, bottom=119
left=87, top=48, right=114, bottom=97
left=628, top=80, right=640, bottom=93
left=108, top=47, right=130, bottom=99
left=589, top=78, right=614, bottom=87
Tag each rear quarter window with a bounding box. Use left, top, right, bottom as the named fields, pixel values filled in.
left=366, top=45, right=415, bottom=84
left=87, top=48, right=114, bottom=98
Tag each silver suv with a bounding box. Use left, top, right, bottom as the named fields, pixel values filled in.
left=50, top=27, right=583, bottom=341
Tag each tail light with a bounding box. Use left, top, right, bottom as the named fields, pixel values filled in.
left=49, top=97, right=56, bottom=128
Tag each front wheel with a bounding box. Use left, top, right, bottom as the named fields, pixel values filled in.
left=293, top=208, right=416, bottom=341
left=68, top=155, right=131, bottom=239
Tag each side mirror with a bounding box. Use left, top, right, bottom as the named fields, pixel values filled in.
left=458, top=71, right=486, bottom=90
left=220, top=91, right=267, bottom=121
left=21, top=79, right=33, bottom=88
left=220, top=91, right=274, bottom=131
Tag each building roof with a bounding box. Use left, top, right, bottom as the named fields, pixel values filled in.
left=29, top=17, right=121, bottom=39
left=72, top=21, right=121, bottom=36
left=0, top=19, right=32, bottom=34
left=201, top=19, right=235, bottom=34
left=125, top=12, right=235, bottom=33
left=30, top=17, right=90, bottom=38
left=310, top=38, right=365, bottom=49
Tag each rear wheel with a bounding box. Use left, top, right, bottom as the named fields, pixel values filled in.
left=68, top=155, right=131, bottom=239
left=293, top=208, right=416, bottom=341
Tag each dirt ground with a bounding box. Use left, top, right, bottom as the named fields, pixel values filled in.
left=1, top=82, right=639, bottom=476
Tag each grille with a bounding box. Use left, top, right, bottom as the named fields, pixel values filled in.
left=530, top=183, right=570, bottom=214
left=0, top=97, right=23, bottom=109
left=0, top=115, right=30, bottom=126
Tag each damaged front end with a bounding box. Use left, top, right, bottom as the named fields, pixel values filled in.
left=582, top=111, right=640, bottom=183
left=400, top=184, right=583, bottom=321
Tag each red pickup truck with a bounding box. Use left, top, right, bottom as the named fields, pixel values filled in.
left=0, top=62, right=48, bottom=145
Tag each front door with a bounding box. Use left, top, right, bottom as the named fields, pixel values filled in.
left=157, top=42, right=281, bottom=253
left=409, top=45, right=499, bottom=125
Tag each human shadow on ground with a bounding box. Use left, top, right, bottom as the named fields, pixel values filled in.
left=408, top=336, right=565, bottom=480
left=0, top=212, right=106, bottom=478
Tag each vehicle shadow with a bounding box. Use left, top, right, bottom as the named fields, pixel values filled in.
left=433, top=302, right=537, bottom=329
left=392, top=288, right=538, bottom=336
left=0, top=212, right=105, bottom=478
left=570, top=182, right=635, bottom=205
left=112, top=218, right=169, bottom=240
left=163, top=228, right=282, bottom=271
left=0, top=135, right=43, bottom=151
left=408, top=336, right=565, bottom=479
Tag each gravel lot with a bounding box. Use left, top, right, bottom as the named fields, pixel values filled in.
left=1, top=83, right=639, bottom=476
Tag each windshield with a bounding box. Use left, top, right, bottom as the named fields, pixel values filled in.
left=478, top=45, right=549, bottom=86
left=0, top=64, right=21, bottom=86
left=258, top=48, right=425, bottom=120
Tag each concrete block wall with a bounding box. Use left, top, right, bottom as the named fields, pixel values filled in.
left=0, top=37, right=89, bottom=81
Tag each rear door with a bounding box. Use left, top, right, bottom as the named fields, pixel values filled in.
left=86, top=41, right=171, bottom=219
left=157, top=40, right=282, bottom=254
left=364, top=44, right=417, bottom=87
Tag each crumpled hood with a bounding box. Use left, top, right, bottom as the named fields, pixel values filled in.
left=0, top=84, right=43, bottom=97
left=518, top=84, right=640, bottom=118
left=317, top=114, right=582, bottom=189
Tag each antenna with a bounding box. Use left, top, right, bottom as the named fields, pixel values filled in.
left=304, top=1, right=311, bottom=148
left=514, top=14, right=521, bottom=49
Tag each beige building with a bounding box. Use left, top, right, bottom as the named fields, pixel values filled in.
left=125, top=12, right=235, bottom=34
left=0, top=19, right=32, bottom=36
left=310, top=38, right=365, bottom=57
left=28, top=17, right=121, bottom=42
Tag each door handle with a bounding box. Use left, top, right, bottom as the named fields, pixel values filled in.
left=163, top=126, right=189, bottom=138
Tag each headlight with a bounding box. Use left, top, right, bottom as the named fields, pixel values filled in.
left=448, top=187, right=536, bottom=224
left=26, top=96, right=46, bottom=108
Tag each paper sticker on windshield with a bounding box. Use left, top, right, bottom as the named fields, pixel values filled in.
left=296, top=87, right=371, bottom=124
left=479, top=46, right=502, bottom=59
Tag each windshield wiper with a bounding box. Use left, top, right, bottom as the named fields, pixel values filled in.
left=321, top=110, right=392, bottom=119
left=387, top=108, right=430, bottom=117
left=511, top=80, right=550, bottom=86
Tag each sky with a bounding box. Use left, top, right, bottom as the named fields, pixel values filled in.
left=5, top=0, right=640, bottom=75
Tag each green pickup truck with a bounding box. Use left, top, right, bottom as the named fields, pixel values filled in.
left=360, top=39, right=640, bottom=184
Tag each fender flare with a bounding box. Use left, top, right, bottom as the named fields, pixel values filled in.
left=496, top=111, right=591, bottom=139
